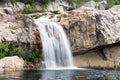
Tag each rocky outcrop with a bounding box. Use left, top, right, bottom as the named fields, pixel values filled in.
left=0, top=2, right=25, bottom=13
left=82, top=0, right=107, bottom=10
left=74, top=46, right=120, bottom=68
left=58, top=5, right=120, bottom=68
left=59, top=5, right=120, bottom=54
left=0, top=56, right=24, bottom=71
left=0, top=8, right=39, bottom=45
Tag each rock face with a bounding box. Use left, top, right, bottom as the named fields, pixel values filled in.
left=0, top=3, right=120, bottom=69
left=82, top=0, right=107, bottom=10
left=0, top=8, right=39, bottom=45
left=74, top=46, right=120, bottom=68
left=60, top=5, right=120, bottom=54
left=58, top=5, right=120, bottom=68
left=0, top=56, right=24, bottom=71
left=0, top=2, right=25, bottom=12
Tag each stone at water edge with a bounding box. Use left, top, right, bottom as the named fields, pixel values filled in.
left=0, top=56, right=25, bottom=72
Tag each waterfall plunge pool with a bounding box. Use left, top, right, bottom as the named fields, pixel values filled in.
left=0, top=68, right=117, bottom=80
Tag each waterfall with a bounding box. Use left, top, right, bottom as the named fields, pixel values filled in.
left=34, top=16, right=74, bottom=69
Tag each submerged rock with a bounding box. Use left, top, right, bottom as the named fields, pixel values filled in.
left=0, top=56, right=24, bottom=71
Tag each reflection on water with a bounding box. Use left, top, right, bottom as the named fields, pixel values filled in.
left=41, top=70, right=74, bottom=80
left=0, top=69, right=118, bottom=80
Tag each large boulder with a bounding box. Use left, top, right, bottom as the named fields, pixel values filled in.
left=58, top=5, right=120, bottom=68
left=59, top=5, right=120, bottom=54
left=0, top=56, right=24, bottom=71
left=0, top=8, right=40, bottom=45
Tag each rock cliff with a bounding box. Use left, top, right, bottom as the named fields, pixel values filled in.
left=60, top=5, right=120, bottom=54
left=59, top=5, right=120, bottom=68
left=1, top=5, right=120, bottom=68
left=0, top=8, right=39, bottom=45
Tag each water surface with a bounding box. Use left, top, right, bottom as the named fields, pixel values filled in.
left=0, top=68, right=116, bottom=80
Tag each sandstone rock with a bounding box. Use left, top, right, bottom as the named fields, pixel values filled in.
left=0, top=2, right=25, bottom=12
left=74, top=46, right=120, bottom=68
left=59, top=5, right=120, bottom=54
left=46, top=0, right=81, bottom=13
left=0, top=56, right=24, bottom=71
left=0, top=8, right=39, bottom=45
left=82, top=0, right=107, bottom=10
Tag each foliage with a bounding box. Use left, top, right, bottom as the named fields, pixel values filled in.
left=106, top=0, right=120, bottom=9
left=0, top=42, right=42, bottom=62
left=35, top=13, right=46, bottom=19
left=66, top=0, right=87, bottom=4
left=19, top=47, right=42, bottom=62
left=21, top=0, right=51, bottom=14
left=22, top=4, right=36, bottom=14
left=0, top=42, right=9, bottom=58
left=2, top=0, right=120, bottom=13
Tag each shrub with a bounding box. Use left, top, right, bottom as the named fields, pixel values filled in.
left=0, top=42, right=9, bottom=58
left=106, top=0, right=120, bottom=9
left=20, top=47, right=42, bottom=62
left=22, top=4, right=36, bottom=14
left=0, top=42, right=42, bottom=62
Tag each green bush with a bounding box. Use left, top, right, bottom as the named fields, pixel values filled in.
left=106, top=0, right=120, bottom=9
left=0, top=42, right=9, bottom=58
left=20, top=47, right=42, bottom=62
left=22, top=4, right=36, bottom=14
left=0, top=42, right=42, bottom=62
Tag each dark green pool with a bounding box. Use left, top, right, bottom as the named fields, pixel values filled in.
left=0, top=68, right=116, bottom=80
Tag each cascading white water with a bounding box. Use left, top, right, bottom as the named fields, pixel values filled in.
left=34, top=16, right=74, bottom=68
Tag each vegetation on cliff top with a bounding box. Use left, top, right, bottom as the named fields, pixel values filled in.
left=0, top=0, right=120, bottom=14
left=2, top=0, right=120, bottom=9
